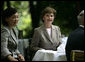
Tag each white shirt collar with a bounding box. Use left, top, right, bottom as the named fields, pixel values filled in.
left=80, top=25, right=84, bottom=28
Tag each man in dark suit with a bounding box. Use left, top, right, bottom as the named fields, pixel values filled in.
left=65, top=10, right=84, bottom=61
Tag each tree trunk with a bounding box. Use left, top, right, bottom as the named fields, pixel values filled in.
left=29, top=1, right=42, bottom=37
left=6, top=1, right=11, bottom=8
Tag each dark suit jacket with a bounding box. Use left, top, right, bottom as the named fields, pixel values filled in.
left=65, top=26, right=84, bottom=61
left=1, top=26, right=20, bottom=59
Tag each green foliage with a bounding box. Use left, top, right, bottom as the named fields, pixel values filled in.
left=2, top=1, right=84, bottom=38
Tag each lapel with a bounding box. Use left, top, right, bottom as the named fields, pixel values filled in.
left=10, top=28, right=18, bottom=44
left=3, top=26, right=18, bottom=45
left=51, top=25, right=56, bottom=42
left=42, top=25, right=55, bottom=44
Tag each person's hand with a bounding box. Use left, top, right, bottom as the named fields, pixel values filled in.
left=7, top=55, right=18, bottom=61
left=18, top=54, right=25, bottom=61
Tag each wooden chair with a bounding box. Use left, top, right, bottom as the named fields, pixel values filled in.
left=70, top=50, right=84, bottom=61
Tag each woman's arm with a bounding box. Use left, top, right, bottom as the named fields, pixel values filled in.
left=1, top=28, right=12, bottom=59
left=30, top=28, right=43, bottom=52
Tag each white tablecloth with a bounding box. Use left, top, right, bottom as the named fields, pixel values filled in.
left=32, top=37, right=68, bottom=61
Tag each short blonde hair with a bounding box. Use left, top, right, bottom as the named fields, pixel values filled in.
left=77, top=10, right=84, bottom=25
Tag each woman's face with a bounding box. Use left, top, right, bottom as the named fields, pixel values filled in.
left=6, top=12, right=19, bottom=28
left=43, top=13, right=54, bottom=24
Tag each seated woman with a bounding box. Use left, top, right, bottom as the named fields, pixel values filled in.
left=1, top=7, right=25, bottom=61
left=30, top=6, right=62, bottom=60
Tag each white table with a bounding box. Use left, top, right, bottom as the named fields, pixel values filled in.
left=32, top=37, right=68, bottom=61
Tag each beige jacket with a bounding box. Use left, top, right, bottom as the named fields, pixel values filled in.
left=30, top=25, right=61, bottom=53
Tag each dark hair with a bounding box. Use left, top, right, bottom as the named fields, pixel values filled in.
left=41, top=7, right=56, bottom=22
left=1, top=7, right=17, bottom=26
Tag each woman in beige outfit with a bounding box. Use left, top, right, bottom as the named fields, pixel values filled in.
left=30, top=7, right=62, bottom=59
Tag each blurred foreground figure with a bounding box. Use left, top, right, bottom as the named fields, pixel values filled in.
left=65, top=10, right=84, bottom=61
